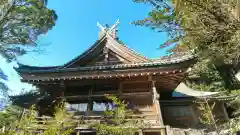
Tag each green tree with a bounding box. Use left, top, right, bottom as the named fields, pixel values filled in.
left=0, top=0, right=57, bottom=97
left=0, top=69, right=8, bottom=98
left=224, top=118, right=240, bottom=134
left=92, top=95, right=147, bottom=135
left=42, top=103, right=74, bottom=135
left=0, top=105, right=38, bottom=135
left=133, top=0, right=240, bottom=92
left=0, top=105, right=23, bottom=128
left=0, top=103, right=74, bottom=135
left=195, top=85, right=218, bottom=132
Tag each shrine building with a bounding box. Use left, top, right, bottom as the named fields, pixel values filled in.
left=13, top=20, right=235, bottom=135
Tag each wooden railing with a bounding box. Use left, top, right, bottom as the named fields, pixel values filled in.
left=35, top=113, right=160, bottom=128
left=4, top=114, right=166, bottom=135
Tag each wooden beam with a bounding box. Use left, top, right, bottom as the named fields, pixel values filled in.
left=149, top=75, right=164, bottom=126
left=87, top=98, right=93, bottom=112
left=221, top=102, right=230, bottom=121
left=59, top=80, right=65, bottom=97
left=118, top=81, right=123, bottom=95
left=138, top=130, right=143, bottom=135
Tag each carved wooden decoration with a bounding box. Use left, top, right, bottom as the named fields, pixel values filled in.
left=97, top=19, right=120, bottom=36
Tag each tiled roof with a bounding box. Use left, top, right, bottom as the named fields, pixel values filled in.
left=15, top=53, right=196, bottom=73
left=15, top=33, right=196, bottom=74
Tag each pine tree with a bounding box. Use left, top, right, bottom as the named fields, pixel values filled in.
left=133, top=0, right=240, bottom=92
left=92, top=95, right=147, bottom=135
left=0, top=0, right=57, bottom=97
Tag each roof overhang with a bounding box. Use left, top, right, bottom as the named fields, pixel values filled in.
left=236, top=70, right=240, bottom=82
left=20, top=67, right=188, bottom=82
left=15, top=53, right=196, bottom=73
left=160, top=95, right=239, bottom=104
left=14, top=31, right=197, bottom=84
left=16, top=57, right=196, bottom=82
left=174, top=83, right=220, bottom=97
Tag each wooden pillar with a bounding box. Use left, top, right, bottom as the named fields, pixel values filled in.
left=87, top=85, right=93, bottom=114
left=118, top=82, right=123, bottom=95
left=87, top=99, right=93, bottom=112
left=59, top=81, right=66, bottom=98
left=236, top=3, right=240, bottom=19
left=152, top=85, right=164, bottom=126
left=138, top=130, right=143, bottom=135
left=148, top=76, right=164, bottom=126
left=55, top=80, right=66, bottom=105
left=221, top=102, right=230, bottom=121
left=190, top=105, right=199, bottom=126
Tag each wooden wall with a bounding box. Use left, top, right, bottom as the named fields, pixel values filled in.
left=161, top=101, right=229, bottom=128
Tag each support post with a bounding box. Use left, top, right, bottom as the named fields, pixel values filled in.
left=221, top=102, right=229, bottom=121
left=190, top=105, right=199, bottom=126
left=59, top=80, right=66, bottom=98
left=87, top=85, right=93, bottom=115
left=148, top=76, right=164, bottom=126
left=87, top=99, right=93, bottom=112
left=118, top=82, right=123, bottom=95
left=56, top=81, right=66, bottom=109
left=152, top=84, right=164, bottom=126
left=138, top=130, right=143, bottom=135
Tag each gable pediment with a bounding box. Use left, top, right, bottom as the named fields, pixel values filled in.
left=61, top=35, right=150, bottom=69
left=83, top=49, right=129, bottom=66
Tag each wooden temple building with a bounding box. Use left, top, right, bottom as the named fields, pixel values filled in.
left=13, top=20, right=236, bottom=135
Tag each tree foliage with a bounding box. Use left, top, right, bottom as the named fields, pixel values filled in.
left=0, top=105, right=38, bottom=135
left=224, top=118, right=240, bottom=134
left=0, top=0, right=57, bottom=97
left=0, top=103, right=74, bottom=135
left=42, top=103, right=74, bottom=135
left=0, top=0, right=57, bottom=61
left=133, top=0, right=240, bottom=92
left=0, top=96, right=147, bottom=135
left=0, top=105, right=23, bottom=128
left=0, top=68, right=8, bottom=97
left=92, top=95, right=147, bottom=135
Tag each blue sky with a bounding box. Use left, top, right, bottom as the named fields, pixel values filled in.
left=1, top=0, right=169, bottom=95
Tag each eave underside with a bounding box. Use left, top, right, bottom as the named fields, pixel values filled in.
left=18, top=56, right=196, bottom=80
left=21, top=72, right=186, bottom=95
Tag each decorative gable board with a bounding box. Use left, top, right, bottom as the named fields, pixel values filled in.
left=66, top=38, right=107, bottom=68
left=62, top=36, right=148, bottom=68
left=73, top=48, right=130, bottom=67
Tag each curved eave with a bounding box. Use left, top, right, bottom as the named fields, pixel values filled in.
left=59, top=35, right=108, bottom=68
left=15, top=63, right=60, bottom=70
left=10, top=92, right=42, bottom=108
left=160, top=95, right=239, bottom=103
left=59, top=34, right=151, bottom=68
left=15, top=34, right=153, bottom=73
left=15, top=54, right=196, bottom=74
left=175, top=83, right=220, bottom=97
